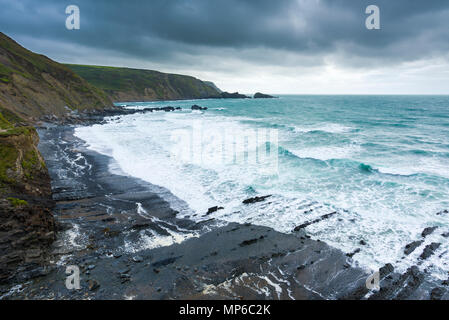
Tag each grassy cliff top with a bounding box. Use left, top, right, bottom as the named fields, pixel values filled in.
left=0, top=32, right=113, bottom=120
left=0, top=33, right=78, bottom=84
left=65, top=64, right=221, bottom=101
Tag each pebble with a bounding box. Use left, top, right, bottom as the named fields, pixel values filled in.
left=88, top=280, right=100, bottom=291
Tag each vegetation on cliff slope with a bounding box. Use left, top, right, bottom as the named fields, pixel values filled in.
left=0, top=109, right=46, bottom=195
left=65, top=64, right=222, bottom=102
left=0, top=114, right=54, bottom=282
left=0, top=32, right=113, bottom=121
left=0, top=104, right=54, bottom=283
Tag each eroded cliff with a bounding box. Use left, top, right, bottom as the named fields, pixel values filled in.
left=0, top=110, right=54, bottom=284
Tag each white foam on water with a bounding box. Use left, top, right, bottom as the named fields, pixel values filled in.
left=0, top=284, right=25, bottom=300
left=375, top=156, right=449, bottom=179
left=293, top=123, right=353, bottom=134
left=62, top=223, right=87, bottom=250
left=74, top=109, right=449, bottom=280
left=290, top=144, right=361, bottom=161
left=201, top=272, right=287, bottom=299
left=120, top=202, right=201, bottom=253
left=122, top=228, right=199, bottom=254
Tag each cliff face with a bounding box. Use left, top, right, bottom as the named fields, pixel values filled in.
left=0, top=32, right=113, bottom=122
left=0, top=32, right=114, bottom=284
left=65, top=64, right=222, bottom=102
left=0, top=111, right=54, bottom=284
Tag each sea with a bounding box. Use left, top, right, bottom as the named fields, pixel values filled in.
left=74, top=95, right=449, bottom=280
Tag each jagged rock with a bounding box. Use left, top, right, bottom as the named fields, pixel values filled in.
left=422, top=226, right=438, bottom=237
left=119, top=274, right=130, bottom=283
left=379, top=263, right=395, bottom=278
left=395, top=266, right=424, bottom=299
left=206, top=206, right=224, bottom=215
left=293, top=212, right=337, bottom=232
left=132, top=222, right=151, bottom=230
left=219, top=92, right=250, bottom=99
left=404, top=240, right=424, bottom=255
left=191, top=105, right=208, bottom=111
left=346, top=248, right=361, bottom=258
left=239, top=236, right=265, bottom=247
left=436, top=210, right=448, bottom=216
left=430, top=287, right=445, bottom=300
left=420, top=243, right=441, bottom=260
left=242, top=195, right=272, bottom=205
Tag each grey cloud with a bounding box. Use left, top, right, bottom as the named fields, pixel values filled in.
left=1, top=0, right=449, bottom=70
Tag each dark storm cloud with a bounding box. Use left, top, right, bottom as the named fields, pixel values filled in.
left=1, top=0, right=449, bottom=68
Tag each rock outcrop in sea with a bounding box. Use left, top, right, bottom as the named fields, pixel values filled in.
left=254, top=92, right=276, bottom=99
left=218, top=92, right=250, bottom=99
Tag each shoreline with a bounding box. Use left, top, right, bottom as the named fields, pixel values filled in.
left=0, top=119, right=446, bottom=300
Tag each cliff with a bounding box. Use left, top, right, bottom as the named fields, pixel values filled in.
left=65, top=64, right=222, bottom=102
left=0, top=109, right=54, bottom=283
left=0, top=32, right=115, bottom=284
left=0, top=32, right=113, bottom=122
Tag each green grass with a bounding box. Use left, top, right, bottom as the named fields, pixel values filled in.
left=0, top=107, right=25, bottom=126
left=0, top=144, right=18, bottom=184
left=0, top=126, right=33, bottom=137
left=0, top=112, right=12, bottom=129
left=0, top=33, right=58, bottom=76
left=0, top=63, right=12, bottom=77
left=0, top=63, right=12, bottom=83
left=0, top=125, right=38, bottom=190
left=7, top=197, right=28, bottom=207
left=65, top=64, right=220, bottom=99
left=0, top=33, right=111, bottom=111
left=21, top=149, right=39, bottom=179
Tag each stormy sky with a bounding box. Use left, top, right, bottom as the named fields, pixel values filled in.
left=1, top=0, right=449, bottom=94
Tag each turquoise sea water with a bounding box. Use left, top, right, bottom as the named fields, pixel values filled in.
left=75, top=95, right=449, bottom=278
